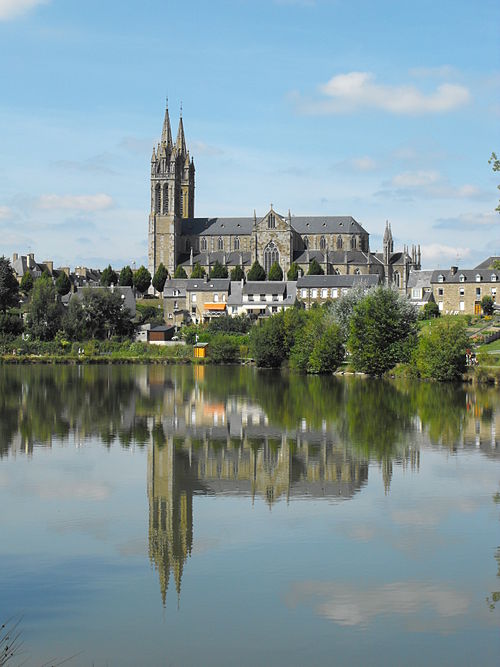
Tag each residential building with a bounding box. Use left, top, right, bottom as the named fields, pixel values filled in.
left=431, top=267, right=498, bottom=315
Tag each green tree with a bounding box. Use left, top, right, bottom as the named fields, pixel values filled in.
left=55, top=271, right=72, bottom=296
left=491, top=260, right=500, bottom=271
left=247, top=260, right=266, bottom=281
left=307, top=258, right=324, bottom=275
left=308, top=324, right=345, bottom=373
left=481, top=295, right=494, bottom=316
left=489, top=152, right=500, bottom=213
left=174, top=265, right=188, bottom=278
left=249, top=314, right=285, bottom=367
left=209, top=261, right=229, bottom=279
left=133, top=266, right=152, bottom=295
left=152, top=263, right=169, bottom=293
left=209, top=334, right=240, bottom=363
left=20, top=270, right=33, bottom=294
left=26, top=274, right=63, bottom=340
left=328, top=285, right=367, bottom=341
left=63, top=289, right=134, bottom=340
left=268, top=261, right=283, bottom=281
left=421, top=301, right=440, bottom=319
left=287, top=262, right=300, bottom=281
left=413, top=317, right=468, bottom=381
left=190, top=263, right=206, bottom=278
left=348, top=287, right=418, bottom=375
left=119, top=265, right=134, bottom=287
left=0, top=256, right=20, bottom=312
left=230, top=265, right=245, bottom=281
left=0, top=312, right=23, bottom=336
left=101, top=264, right=118, bottom=287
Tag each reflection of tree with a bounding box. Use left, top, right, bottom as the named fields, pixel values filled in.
left=487, top=492, right=500, bottom=611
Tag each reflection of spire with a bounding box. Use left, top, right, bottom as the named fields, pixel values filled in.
left=382, top=457, right=393, bottom=495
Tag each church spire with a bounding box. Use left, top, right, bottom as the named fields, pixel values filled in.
left=175, top=115, right=187, bottom=156
left=161, top=99, right=173, bottom=147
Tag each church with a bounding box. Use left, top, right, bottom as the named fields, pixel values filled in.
left=148, top=105, right=420, bottom=290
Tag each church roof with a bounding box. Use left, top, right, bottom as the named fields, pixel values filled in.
left=290, top=216, right=367, bottom=235
left=178, top=251, right=252, bottom=267
left=182, top=218, right=254, bottom=236
left=181, top=215, right=368, bottom=236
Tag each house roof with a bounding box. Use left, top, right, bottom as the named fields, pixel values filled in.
left=407, top=270, right=434, bottom=289
left=430, top=269, right=500, bottom=284
left=178, top=251, right=252, bottom=267
left=243, top=281, right=287, bottom=295
left=474, top=256, right=500, bottom=270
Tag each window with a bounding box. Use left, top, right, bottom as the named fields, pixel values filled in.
left=334, top=268, right=340, bottom=275
left=218, top=237, right=224, bottom=250
left=168, top=313, right=173, bottom=319
left=312, top=289, right=318, bottom=298
left=223, top=294, right=226, bottom=302
left=303, top=236, right=309, bottom=248
left=260, top=294, right=265, bottom=301
left=191, top=306, right=196, bottom=314
left=393, top=272, right=400, bottom=287
left=264, top=241, right=279, bottom=275
left=174, top=300, right=178, bottom=309
left=320, top=236, right=326, bottom=250
left=351, top=237, right=357, bottom=250
left=459, top=288, right=465, bottom=297
left=476, top=287, right=481, bottom=297
left=438, top=274, right=444, bottom=283
left=438, top=288, right=444, bottom=296
left=321, top=288, right=328, bottom=298
left=459, top=301, right=465, bottom=311
left=248, top=294, right=254, bottom=302
left=173, top=289, right=180, bottom=296
left=162, top=183, right=169, bottom=213
left=268, top=213, right=276, bottom=229
left=201, top=237, right=207, bottom=251
left=154, top=183, right=161, bottom=212
left=337, top=235, right=343, bottom=250
left=438, top=302, right=443, bottom=311
left=354, top=268, right=361, bottom=275
left=214, top=294, right=219, bottom=302
left=332, top=288, right=338, bottom=298
left=234, top=236, right=240, bottom=250
left=191, top=293, right=197, bottom=303
left=475, top=274, right=482, bottom=282
left=301, top=289, right=307, bottom=298
left=459, top=274, right=466, bottom=282
left=411, top=288, right=420, bottom=299
left=491, top=288, right=497, bottom=297
left=491, top=274, right=497, bottom=282
left=180, top=189, right=184, bottom=214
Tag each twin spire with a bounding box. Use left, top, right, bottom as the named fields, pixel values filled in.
left=160, top=101, right=186, bottom=156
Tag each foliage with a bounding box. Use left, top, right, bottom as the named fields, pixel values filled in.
left=63, top=289, right=134, bottom=340
left=267, top=261, right=283, bottom=281
left=481, top=295, right=494, bottom=316
left=208, top=334, right=240, bottom=363
left=420, top=301, right=440, bottom=320
left=287, top=262, right=300, bottom=281
left=413, top=317, right=468, bottom=381
left=247, top=260, right=266, bottom=281
left=489, top=152, right=500, bottom=213
left=55, top=271, right=72, bottom=296
left=174, top=265, right=188, bottom=278
left=289, top=309, right=344, bottom=373
left=348, top=287, right=418, bottom=375
left=20, top=270, right=33, bottom=294
left=230, top=265, right=245, bottom=281
left=190, top=263, right=206, bottom=278
left=491, top=259, right=500, bottom=271
left=206, top=314, right=252, bottom=334
left=26, top=274, right=64, bottom=341
left=249, top=314, right=286, bottom=367
left=119, top=265, right=134, bottom=287
left=152, top=263, right=169, bottom=293
left=308, top=324, right=345, bottom=373
left=307, top=258, right=324, bottom=275
left=135, top=302, right=164, bottom=327
left=209, top=261, right=229, bottom=279
left=100, top=264, right=118, bottom=287
left=133, top=265, right=152, bottom=295
left=327, top=286, right=367, bottom=341
left=0, top=256, right=19, bottom=313
left=0, top=312, right=23, bottom=337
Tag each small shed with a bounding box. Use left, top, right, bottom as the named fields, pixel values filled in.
left=194, top=342, right=209, bottom=359
left=148, top=325, right=175, bottom=344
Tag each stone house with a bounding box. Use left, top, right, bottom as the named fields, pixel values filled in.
left=406, top=270, right=434, bottom=309
left=431, top=267, right=499, bottom=315
left=296, top=274, right=379, bottom=308
left=163, top=278, right=231, bottom=325
left=227, top=281, right=297, bottom=318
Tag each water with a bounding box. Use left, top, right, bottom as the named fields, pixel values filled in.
left=0, top=365, right=499, bottom=666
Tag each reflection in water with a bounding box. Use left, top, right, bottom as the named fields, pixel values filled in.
left=1, top=364, right=499, bottom=606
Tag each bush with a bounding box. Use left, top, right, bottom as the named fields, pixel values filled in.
left=209, top=334, right=240, bottom=363
left=307, top=258, right=324, bottom=275
left=420, top=301, right=440, bottom=320
left=206, top=314, right=252, bottom=334
left=413, top=317, right=469, bottom=381
left=481, top=295, right=494, bottom=316
left=308, top=324, right=345, bottom=373
left=287, top=262, right=300, bottom=281
left=249, top=314, right=285, bottom=367
left=191, top=263, right=206, bottom=278
left=0, top=312, right=23, bottom=336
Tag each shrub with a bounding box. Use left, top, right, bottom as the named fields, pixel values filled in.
left=209, top=334, right=240, bottom=363
left=481, top=295, right=494, bottom=316
left=230, top=265, right=245, bottom=281
left=133, top=266, right=152, bottom=295
left=413, top=317, right=469, bottom=381
left=420, top=301, right=440, bottom=320
left=307, top=258, right=324, bottom=275
left=191, top=263, right=206, bottom=278
left=249, top=314, right=285, bottom=367
left=287, top=262, right=300, bottom=281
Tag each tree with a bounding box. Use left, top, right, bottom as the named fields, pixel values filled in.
left=268, top=261, right=283, bottom=281
left=249, top=314, right=286, bottom=367
left=174, top=265, right=188, bottom=278
left=348, top=287, right=418, bottom=375
left=287, top=262, right=300, bottom=281
left=190, top=263, right=206, bottom=278
left=307, top=258, right=324, bottom=275
left=63, top=289, right=134, bottom=340
left=26, top=274, right=63, bottom=340
left=481, top=295, right=495, bottom=316
left=152, top=263, right=169, bottom=293
left=209, top=334, right=240, bottom=363
left=489, top=152, right=500, bottom=213
left=413, top=317, right=468, bottom=381
left=133, top=266, right=152, bottom=295
left=491, top=260, right=500, bottom=271
left=55, top=271, right=72, bottom=296
left=0, top=256, right=20, bottom=312
left=247, top=260, right=266, bottom=281
left=328, top=285, right=367, bottom=341
left=420, top=301, right=440, bottom=320
left=308, top=324, right=345, bottom=373
left=230, top=265, right=245, bottom=281
left=20, top=270, right=34, bottom=294
left=101, top=264, right=118, bottom=287
left=119, top=265, right=134, bottom=287
left=209, top=261, right=228, bottom=279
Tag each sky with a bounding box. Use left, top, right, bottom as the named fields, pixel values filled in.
left=0, top=0, right=499, bottom=270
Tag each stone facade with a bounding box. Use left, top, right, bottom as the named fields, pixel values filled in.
left=431, top=268, right=499, bottom=315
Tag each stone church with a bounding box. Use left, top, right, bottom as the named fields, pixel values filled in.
left=148, top=105, right=421, bottom=290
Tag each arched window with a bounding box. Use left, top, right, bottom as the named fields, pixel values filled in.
left=201, top=237, right=207, bottom=251
left=162, top=183, right=168, bottom=214
left=268, top=214, right=275, bottom=229
left=303, top=236, right=309, bottom=249
left=218, top=236, right=224, bottom=250
left=154, top=184, right=161, bottom=213
left=394, top=272, right=400, bottom=287
left=351, top=237, right=357, bottom=250
left=264, top=241, right=279, bottom=275
left=234, top=236, right=240, bottom=251
left=320, top=236, right=326, bottom=250
left=337, top=235, right=343, bottom=250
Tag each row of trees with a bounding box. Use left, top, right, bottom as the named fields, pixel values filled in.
left=173, top=258, right=325, bottom=281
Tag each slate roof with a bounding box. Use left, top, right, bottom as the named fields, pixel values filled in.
left=290, top=216, right=367, bottom=235
left=430, top=269, right=500, bottom=284
left=178, top=251, right=252, bottom=267
left=180, top=215, right=367, bottom=236
left=407, top=270, right=434, bottom=289
left=243, top=281, right=287, bottom=295
left=186, top=279, right=230, bottom=292
left=296, top=274, right=380, bottom=288
left=474, top=256, right=500, bottom=270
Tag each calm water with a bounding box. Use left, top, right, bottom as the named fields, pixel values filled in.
left=0, top=365, right=499, bottom=666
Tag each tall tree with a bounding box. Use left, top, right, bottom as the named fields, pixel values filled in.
left=230, top=265, right=245, bottom=281
left=101, top=264, right=118, bottom=287
left=191, top=263, right=206, bottom=278
left=55, top=271, right=72, bottom=296
left=307, top=259, right=324, bottom=275
left=268, top=262, right=283, bottom=281
left=119, top=265, right=134, bottom=287
left=287, top=262, right=300, bottom=281
left=152, top=263, right=169, bottom=293
left=174, top=265, right=188, bottom=278
left=133, top=266, right=152, bottom=295
left=26, top=274, right=63, bottom=340
left=247, top=260, right=266, bottom=281
left=209, top=261, right=229, bottom=279
left=414, top=317, right=468, bottom=381
left=0, top=256, right=20, bottom=312
left=20, top=270, right=34, bottom=294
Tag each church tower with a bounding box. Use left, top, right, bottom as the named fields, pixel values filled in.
left=383, top=220, right=393, bottom=286
left=148, top=103, right=195, bottom=278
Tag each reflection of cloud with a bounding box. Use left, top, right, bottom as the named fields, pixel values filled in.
left=33, top=481, right=111, bottom=501
left=50, top=517, right=110, bottom=541
left=118, top=537, right=147, bottom=557
left=287, top=581, right=468, bottom=627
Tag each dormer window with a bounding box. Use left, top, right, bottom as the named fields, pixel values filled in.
left=491, top=274, right=497, bottom=282
left=438, top=274, right=445, bottom=283
left=475, top=274, right=482, bottom=282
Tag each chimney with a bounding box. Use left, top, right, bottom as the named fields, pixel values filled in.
left=44, top=261, right=53, bottom=275
left=28, top=252, right=35, bottom=268
left=450, top=266, right=458, bottom=275
left=60, top=266, right=70, bottom=277
left=12, top=253, right=18, bottom=262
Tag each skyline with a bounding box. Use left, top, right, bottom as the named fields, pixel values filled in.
left=0, top=0, right=499, bottom=270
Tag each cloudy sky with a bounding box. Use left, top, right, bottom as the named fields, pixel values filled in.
left=0, top=0, right=498, bottom=269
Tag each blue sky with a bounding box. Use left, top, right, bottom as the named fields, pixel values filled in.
left=0, top=0, right=499, bottom=269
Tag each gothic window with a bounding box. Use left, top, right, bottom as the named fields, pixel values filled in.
left=264, top=241, right=279, bottom=275
left=234, top=236, right=240, bottom=251
left=201, top=237, right=207, bottom=251
left=154, top=184, right=161, bottom=213
left=337, top=235, right=343, bottom=250
left=180, top=189, right=184, bottom=215
left=394, top=272, right=400, bottom=287
left=351, top=237, right=357, bottom=250
left=218, top=237, right=224, bottom=250
left=303, top=236, right=309, bottom=249
left=162, top=184, right=168, bottom=214
left=268, top=214, right=276, bottom=229
left=320, top=236, right=326, bottom=250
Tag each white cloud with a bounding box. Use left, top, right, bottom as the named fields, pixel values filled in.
left=434, top=211, right=498, bottom=229
left=420, top=243, right=471, bottom=264
left=392, top=170, right=441, bottom=188
left=350, top=156, right=378, bottom=172
left=0, top=205, right=12, bottom=219
left=409, top=65, right=458, bottom=79
left=37, top=194, right=113, bottom=212
left=377, top=170, right=488, bottom=201
left=0, top=0, right=48, bottom=20
left=298, top=71, right=470, bottom=115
